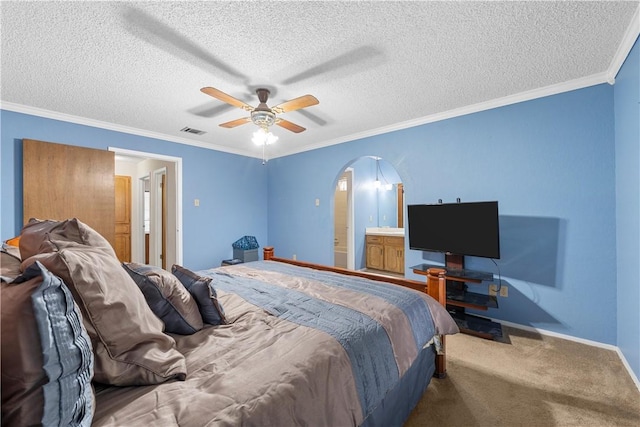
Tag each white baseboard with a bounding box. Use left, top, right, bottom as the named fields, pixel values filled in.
left=615, top=347, right=640, bottom=392
left=494, top=319, right=640, bottom=392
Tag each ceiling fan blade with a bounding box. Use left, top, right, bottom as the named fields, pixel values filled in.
left=275, top=118, right=306, bottom=133
left=219, top=117, right=251, bottom=128
left=201, top=87, right=253, bottom=112
left=271, top=95, right=319, bottom=114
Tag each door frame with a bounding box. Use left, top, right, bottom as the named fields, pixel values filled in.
left=153, top=167, right=167, bottom=268
left=333, top=168, right=355, bottom=270
left=109, top=147, right=183, bottom=266
left=140, top=174, right=151, bottom=264
left=346, top=168, right=355, bottom=270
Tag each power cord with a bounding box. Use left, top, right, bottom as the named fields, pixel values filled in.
left=491, top=258, right=502, bottom=292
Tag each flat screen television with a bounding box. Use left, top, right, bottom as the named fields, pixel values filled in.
left=407, top=201, right=501, bottom=259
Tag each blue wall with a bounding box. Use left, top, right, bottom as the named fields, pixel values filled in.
left=268, top=84, right=617, bottom=345
left=0, top=110, right=268, bottom=270
left=614, top=38, right=640, bottom=381
left=1, top=57, right=636, bottom=373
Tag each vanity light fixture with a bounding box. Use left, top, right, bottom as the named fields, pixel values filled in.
left=374, top=158, right=393, bottom=191
left=374, top=158, right=381, bottom=189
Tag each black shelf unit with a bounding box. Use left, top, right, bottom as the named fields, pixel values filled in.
left=412, top=258, right=505, bottom=341
left=448, top=311, right=507, bottom=343
left=446, top=286, right=498, bottom=309
left=420, top=266, right=494, bottom=282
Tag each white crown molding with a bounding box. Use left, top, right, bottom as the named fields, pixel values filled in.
left=277, top=72, right=612, bottom=158
left=277, top=7, right=640, bottom=159
left=0, top=101, right=263, bottom=159
left=607, top=3, right=640, bottom=84
left=2, top=5, right=638, bottom=161
left=0, top=67, right=627, bottom=162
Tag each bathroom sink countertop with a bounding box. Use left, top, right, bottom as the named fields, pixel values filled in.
left=365, top=227, right=405, bottom=237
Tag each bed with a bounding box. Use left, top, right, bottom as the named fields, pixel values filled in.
left=1, top=219, right=458, bottom=427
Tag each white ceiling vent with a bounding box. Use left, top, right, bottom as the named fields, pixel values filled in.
left=180, top=127, right=206, bottom=135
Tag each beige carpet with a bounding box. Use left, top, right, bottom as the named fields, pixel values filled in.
left=406, top=326, right=640, bottom=426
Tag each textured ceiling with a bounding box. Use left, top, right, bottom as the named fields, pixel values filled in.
left=1, top=1, right=638, bottom=159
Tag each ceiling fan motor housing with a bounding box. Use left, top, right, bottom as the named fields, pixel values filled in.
left=251, top=107, right=276, bottom=128
left=255, top=88, right=270, bottom=103
left=251, top=88, right=276, bottom=128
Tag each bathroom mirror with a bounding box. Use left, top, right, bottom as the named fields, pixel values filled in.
left=375, top=175, right=403, bottom=229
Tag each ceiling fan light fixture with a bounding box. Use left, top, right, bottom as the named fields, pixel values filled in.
left=252, top=128, right=278, bottom=146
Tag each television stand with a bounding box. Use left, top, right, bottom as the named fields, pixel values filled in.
left=412, top=254, right=505, bottom=342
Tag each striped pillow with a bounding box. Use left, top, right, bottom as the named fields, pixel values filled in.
left=1, top=261, right=94, bottom=426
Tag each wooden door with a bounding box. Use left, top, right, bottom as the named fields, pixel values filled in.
left=23, top=139, right=115, bottom=246
left=114, top=175, right=131, bottom=262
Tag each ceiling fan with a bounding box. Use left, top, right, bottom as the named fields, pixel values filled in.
left=200, top=87, right=319, bottom=133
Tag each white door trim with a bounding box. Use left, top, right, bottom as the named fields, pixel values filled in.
left=346, top=168, right=355, bottom=270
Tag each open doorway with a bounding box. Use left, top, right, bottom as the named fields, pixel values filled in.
left=334, top=168, right=354, bottom=269
left=111, top=147, right=182, bottom=268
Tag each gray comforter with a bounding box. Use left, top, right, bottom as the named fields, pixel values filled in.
left=92, top=261, right=458, bottom=426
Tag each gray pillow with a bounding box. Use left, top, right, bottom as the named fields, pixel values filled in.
left=20, top=218, right=187, bottom=386
left=19, top=218, right=115, bottom=260
left=171, top=265, right=227, bottom=325
left=1, top=261, right=94, bottom=427
left=123, top=263, right=204, bottom=335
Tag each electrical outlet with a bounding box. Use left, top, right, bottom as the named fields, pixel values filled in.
left=489, top=284, right=498, bottom=296
left=194, top=198, right=200, bottom=207
left=292, top=254, right=297, bottom=260
left=500, top=285, right=508, bottom=297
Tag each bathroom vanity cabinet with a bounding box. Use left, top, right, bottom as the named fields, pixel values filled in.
left=366, top=234, right=404, bottom=274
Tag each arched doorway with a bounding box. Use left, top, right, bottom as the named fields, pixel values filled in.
left=333, top=156, right=404, bottom=271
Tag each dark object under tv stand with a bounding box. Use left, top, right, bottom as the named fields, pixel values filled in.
left=412, top=253, right=505, bottom=342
